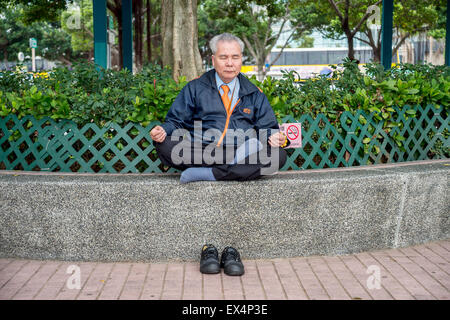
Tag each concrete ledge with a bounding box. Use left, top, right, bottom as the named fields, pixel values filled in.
left=0, top=159, right=449, bottom=262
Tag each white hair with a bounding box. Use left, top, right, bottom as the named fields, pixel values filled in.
left=209, top=33, right=245, bottom=54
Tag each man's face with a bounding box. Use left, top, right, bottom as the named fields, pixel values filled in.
left=212, top=40, right=243, bottom=84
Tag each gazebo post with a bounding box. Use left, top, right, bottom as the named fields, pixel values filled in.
left=381, top=0, right=394, bottom=70
left=93, top=0, right=107, bottom=70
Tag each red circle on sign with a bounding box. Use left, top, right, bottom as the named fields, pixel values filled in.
left=286, top=125, right=299, bottom=140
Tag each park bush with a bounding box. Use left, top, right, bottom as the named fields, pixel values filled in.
left=0, top=59, right=448, bottom=172
left=0, top=59, right=448, bottom=130
left=250, top=58, right=449, bottom=121
left=0, top=62, right=186, bottom=127
left=248, top=58, right=449, bottom=152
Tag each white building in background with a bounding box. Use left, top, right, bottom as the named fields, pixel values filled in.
left=242, top=20, right=443, bottom=80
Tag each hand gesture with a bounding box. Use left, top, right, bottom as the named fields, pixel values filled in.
left=268, top=131, right=287, bottom=147
left=150, top=125, right=167, bottom=143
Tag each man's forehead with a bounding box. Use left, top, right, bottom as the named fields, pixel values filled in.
left=215, top=40, right=242, bottom=53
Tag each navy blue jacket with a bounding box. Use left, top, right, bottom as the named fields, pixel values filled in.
left=161, top=69, right=279, bottom=146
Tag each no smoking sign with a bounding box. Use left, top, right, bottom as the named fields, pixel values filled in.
left=279, top=123, right=302, bottom=148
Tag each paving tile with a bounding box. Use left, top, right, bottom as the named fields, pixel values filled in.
left=256, top=261, right=286, bottom=300
left=0, top=259, right=13, bottom=272
left=338, top=254, right=392, bottom=300
left=369, top=251, right=435, bottom=300
left=97, top=263, right=130, bottom=300
left=161, top=263, right=184, bottom=300
left=77, top=263, right=114, bottom=300
left=33, top=262, right=72, bottom=300
left=0, top=261, right=43, bottom=300
left=140, top=263, right=167, bottom=300
left=182, top=263, right=203, bottom=300
left=424, top=243, right=450, bottom=263
left=1, top=240, right=449, bottom=301
left=411, top=245, right=449, bottom=275
left=385, top=249, right=449, bottom=299
left=55, top=262, right=96, bottom=300
left=240, top=260, right=266, bottom=300
left=355, top=252, right=415, bottom=300
left=322, top=256, right=372, bottom=300
left=274, top=259, right=307, bottom=300
left=202, top=272, right=223, bottom=300
left=222, top=268, right=244, bottom=300
left=399, top=247, right=450, bottom=291
left=307, top=257, right=350, bottom=300
left=119, top=263, right=149, bottom=300
left=289, top=257, right=329, bottom=300
left=0, top=260, right=29, bottom=290
left=13, top=261, right=62, bottom=300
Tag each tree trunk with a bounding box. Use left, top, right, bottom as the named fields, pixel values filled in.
left=147, top=0, right=152, bottom=62
left=107, top=0, right=123, bottom=69
left=257, top=58, right=266, bottom=82
left=133, top=0, right=144, bottom=72
left=373, top=46, right=381, bottom=62
left=346, top=32, right=355, bottom=61
left=161, top=0, right=203, bottom=81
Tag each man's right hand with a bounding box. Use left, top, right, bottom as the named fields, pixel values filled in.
left=150, top=125, right=167, bottom=143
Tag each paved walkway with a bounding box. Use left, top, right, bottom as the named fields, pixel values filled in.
left=0, top=239, right=449, bottom=300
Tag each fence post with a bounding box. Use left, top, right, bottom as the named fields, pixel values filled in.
left=93, top=0, right=107, bottom=70
left=381, top=0, right=394, bottom=70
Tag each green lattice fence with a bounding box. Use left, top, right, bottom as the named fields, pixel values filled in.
left=0, top=104, right=448, bottom=173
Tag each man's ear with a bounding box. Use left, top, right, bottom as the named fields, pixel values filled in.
left=211, top=56, right=215, bottom=68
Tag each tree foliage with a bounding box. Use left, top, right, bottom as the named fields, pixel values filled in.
left=202, top=0, right=323, bottom=79
left=60, top=0, right=94, bottom=58
left=0, top=0, right=73, bottom=24
left=312, top=0, right=444, bottom=61
left=0, top=6, right=75, bottom=65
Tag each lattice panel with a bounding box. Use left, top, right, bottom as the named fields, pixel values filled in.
left=281, top=104, right=449, bottom=170
left=0, top=116, right=174, bottom=173
left=0, top=104, right=448, bottom=173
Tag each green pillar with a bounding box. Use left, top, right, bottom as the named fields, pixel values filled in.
left=445, top=0, right=450, bottom=66
left=93, top=0, right=107, bottom=69
left=122, top=0, right=133, bottom=72
left=381, top=0, right=394, bottom=70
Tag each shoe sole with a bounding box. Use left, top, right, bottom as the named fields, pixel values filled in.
left=224, top=269, right=245, bottom=276
left=200, top=263, right=220, bottom=274
left=223, top=262, right=245, bottom=276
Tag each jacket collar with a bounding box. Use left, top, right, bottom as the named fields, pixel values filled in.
left=199, top=69, right=259, bottom=97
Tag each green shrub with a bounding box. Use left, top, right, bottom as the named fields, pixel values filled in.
left=0, top=59, right=448, bottom=130
left=0, top=61, right=183, bottom=127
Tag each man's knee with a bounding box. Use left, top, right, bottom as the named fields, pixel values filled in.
left=154, top=137, right=185, bottom=168
left=278, top=148, right=287, bottom=169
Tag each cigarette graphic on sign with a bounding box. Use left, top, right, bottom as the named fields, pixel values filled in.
left=279, top=123, right=302, bottom=148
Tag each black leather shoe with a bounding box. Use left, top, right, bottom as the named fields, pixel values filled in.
left=220, top=247, right=245, bottom=276
left=200, top=244, right=220, bottom=274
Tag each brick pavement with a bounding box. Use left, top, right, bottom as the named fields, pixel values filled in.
left=0, top=239, right=449, bottom=300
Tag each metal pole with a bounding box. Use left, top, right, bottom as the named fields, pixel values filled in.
left=93, top=0, right=107, bottom=69
left=31, top=48, right=36, bottom=72
left=445, top=0, right=450, bottom=66
left=381, top=0, right=394, bottom=70
left=122, top=0, right=133, bottom=72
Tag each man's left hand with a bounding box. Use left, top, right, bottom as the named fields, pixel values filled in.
left=268, top=132, right=287, bottom=147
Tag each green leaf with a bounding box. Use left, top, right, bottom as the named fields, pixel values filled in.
left=363, top=137, right=371, bottom=144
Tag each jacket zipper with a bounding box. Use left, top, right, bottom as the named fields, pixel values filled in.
left=216, top=98, right=241, bottom=147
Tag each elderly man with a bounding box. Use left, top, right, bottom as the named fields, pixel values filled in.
left=150, top=33, right=288, bottom=276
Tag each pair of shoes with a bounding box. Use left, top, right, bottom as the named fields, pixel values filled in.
left=200, top=244, right=244, bottom=276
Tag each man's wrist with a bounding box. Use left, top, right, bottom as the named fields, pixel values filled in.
left=280, top=133, right=288, bottom=148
